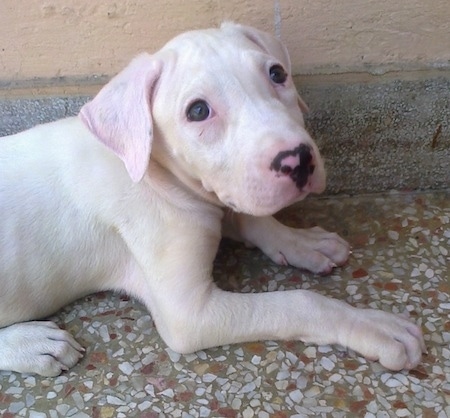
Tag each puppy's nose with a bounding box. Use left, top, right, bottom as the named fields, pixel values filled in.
left=270, top=144, right=315, bottom=189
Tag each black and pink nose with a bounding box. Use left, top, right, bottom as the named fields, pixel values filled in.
left=270, top=144, right=315, bottom=189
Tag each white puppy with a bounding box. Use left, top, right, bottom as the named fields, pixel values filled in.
left=0, top=23, right=425, bottom=376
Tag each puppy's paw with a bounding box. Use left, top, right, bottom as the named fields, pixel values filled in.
left=268, top=226, right=351, bottom=274
left=0, top=321, right=84, bottom=376
left=345, top=309, right=426, bottom=371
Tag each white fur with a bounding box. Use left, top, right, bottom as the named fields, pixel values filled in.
left=0, top=23, right=425, bottom=376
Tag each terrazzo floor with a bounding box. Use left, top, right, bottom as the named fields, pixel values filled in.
left=0, top=189, right=449, bottom=418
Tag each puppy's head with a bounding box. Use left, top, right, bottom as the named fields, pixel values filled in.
left=80, top=23, right=325, bottom=216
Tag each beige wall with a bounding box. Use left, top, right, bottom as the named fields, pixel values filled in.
left=0, top=0, right=449, bottom=85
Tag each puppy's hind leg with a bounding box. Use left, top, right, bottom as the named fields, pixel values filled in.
left=0, top=321, right=85, bottom=376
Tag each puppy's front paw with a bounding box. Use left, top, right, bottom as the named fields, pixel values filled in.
left=268, top=226, right=350, bottom=274
left=345, top=309, right=426, bottom=371
left=0, top=321, right=84, bottom=376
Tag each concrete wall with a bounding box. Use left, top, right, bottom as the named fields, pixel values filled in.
left=0, top=1, right=449, bottom=194
left=1, top=0, right=449, bottom=85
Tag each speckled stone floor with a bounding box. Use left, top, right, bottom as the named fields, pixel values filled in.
left=0, top=189, right=449, bottom=418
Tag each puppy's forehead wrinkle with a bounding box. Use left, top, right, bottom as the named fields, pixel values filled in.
left=163, top=30, right=267, bottom=71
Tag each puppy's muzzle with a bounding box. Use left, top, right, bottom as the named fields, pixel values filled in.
left=270, top=144, right=315, bottom=189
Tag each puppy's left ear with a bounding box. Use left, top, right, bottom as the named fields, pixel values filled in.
left=80, top=53, right=162, bottom=183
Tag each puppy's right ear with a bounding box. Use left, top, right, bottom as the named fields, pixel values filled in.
left=80, top=53, right=162, bottom=183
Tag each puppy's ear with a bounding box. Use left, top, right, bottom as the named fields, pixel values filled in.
left=80, top=53, right=162, bottom=183
left=221, top=22, right=291, bottom=72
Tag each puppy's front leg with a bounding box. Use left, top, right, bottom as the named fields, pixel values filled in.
left=219, top=211, right=425, bottom=370
left=120, top=215, right=424, bottom=371
left=145, top=249, right=424, bottom=371
left=223, top=211, right=350, bottom=274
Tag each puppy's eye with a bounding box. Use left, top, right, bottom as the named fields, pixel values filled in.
left=269, top=64, right=288, bottom=84
left=187, top=100, right=210, bottom=122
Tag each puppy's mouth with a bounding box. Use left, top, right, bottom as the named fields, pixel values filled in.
left=200, top=173, right=319, bottom=216
left=218, top=188, right=311, bottom=216
left=224, top=202, right=240, bottom=213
